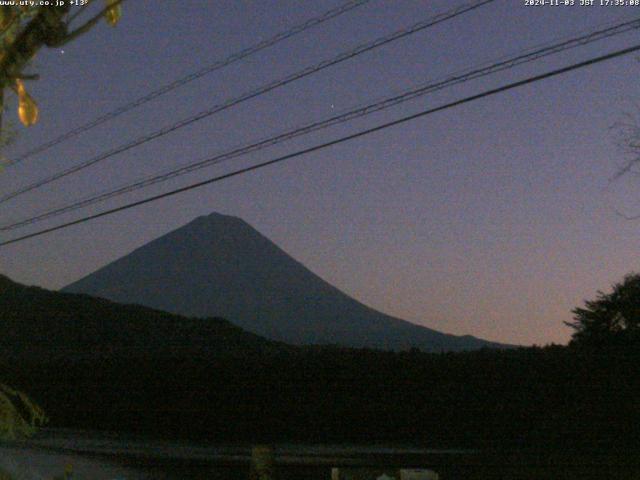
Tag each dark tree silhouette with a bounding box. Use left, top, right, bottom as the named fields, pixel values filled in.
left=566, top=273, right=640, bottom=346
left=0, top=2, right=124, bottom=449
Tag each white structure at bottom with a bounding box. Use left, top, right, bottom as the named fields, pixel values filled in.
left=331, top=467, right=439, bottom=480
left=400, top=468, right=439, bottom=480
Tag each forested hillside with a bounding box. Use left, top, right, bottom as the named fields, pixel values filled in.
left=1, top=274, right=638, bottom=452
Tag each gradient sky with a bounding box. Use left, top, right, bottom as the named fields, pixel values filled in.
left=1, top=0, right=640, bottom=346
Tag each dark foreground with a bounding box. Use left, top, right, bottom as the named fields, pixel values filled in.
left=3, top=275, right=640, bottom=454
left=15, top=436, right=640, bottom=480
left=110, top=451, right=640, bottom=480
left=8, top=344, right=640, bottom=452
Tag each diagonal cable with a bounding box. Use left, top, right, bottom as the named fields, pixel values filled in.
left=0, top=0, right=495, bottom=204
left=2, top=42, right=639, bottom=247
left=6, top=0, right=373, bottom=166
left=2, top=14, right=639, bottom=231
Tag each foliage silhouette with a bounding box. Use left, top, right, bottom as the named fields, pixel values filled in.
left=0, top=1, right=123, bottom=133
left=566, top=272, right=640, bottom=346
left=1, top=274, right=639, bottom=456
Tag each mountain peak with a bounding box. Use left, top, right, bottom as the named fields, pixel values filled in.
left=64, top=215, right=509, bottom=351
left=202, top=211, right=243, bottom=222
left=183, top=212, right=257, bottom=235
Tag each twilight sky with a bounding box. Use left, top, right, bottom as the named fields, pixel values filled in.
left=1, top=0, right=640, bottom=346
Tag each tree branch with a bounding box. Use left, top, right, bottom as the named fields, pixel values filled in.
left=67, top=0, right=96, bottom=25
left=0, top=5, right=70, bottom=86
left=52, top=0, right=125, bottom=47
left=0, top=8, right=19, bottom=39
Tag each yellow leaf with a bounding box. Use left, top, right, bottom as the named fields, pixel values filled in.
left=104, top=0, right=121, bottom=27
left=15, top=79, right=38, bottom=127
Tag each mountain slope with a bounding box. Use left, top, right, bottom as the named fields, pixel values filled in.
left=0, top=273, right=279, bottom=361
left=63, top=213, right=508, bottom=351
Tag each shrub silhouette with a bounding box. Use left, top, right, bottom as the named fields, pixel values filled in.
left=566, top=272, right=640, bottom=346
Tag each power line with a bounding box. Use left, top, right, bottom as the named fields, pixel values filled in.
left=0, top=0, right=495, bottom=204
left=5, top=0, right=373, bottom=166
left=2, top=42, right=638, bottom=248
left=2, top=15, right=639, bottom=231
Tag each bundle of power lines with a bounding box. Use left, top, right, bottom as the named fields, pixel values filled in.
left=1, top=0, right=639, bottom=247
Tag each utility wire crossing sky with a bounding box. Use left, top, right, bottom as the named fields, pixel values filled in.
left=2, top=14, right=639, bottom=232
left=0, top=0, right=493, bottom=204
left=2, top=0, right=639, bottom=346
left=2, top=39, right=640, bottom=247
